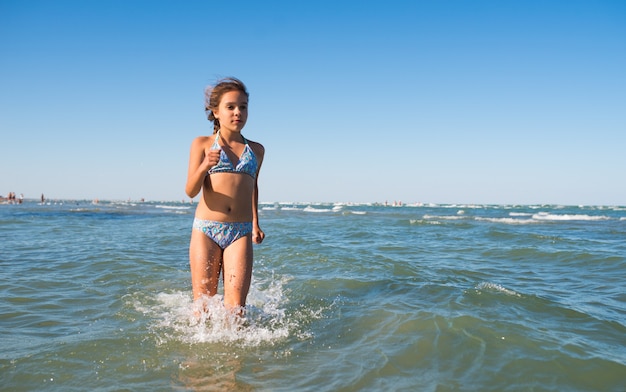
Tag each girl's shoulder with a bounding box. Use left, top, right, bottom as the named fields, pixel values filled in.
left=191, top=134, right=216, bottom=148
left=246, top=138, right=265, bottom=157
left=244, top=135, right=263, bottom=148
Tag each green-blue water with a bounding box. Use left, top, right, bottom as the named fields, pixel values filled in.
left=1, top=201, right=625, bottom=391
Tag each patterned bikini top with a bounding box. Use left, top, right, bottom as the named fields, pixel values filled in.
left=208, top=130, right=258, bottom=179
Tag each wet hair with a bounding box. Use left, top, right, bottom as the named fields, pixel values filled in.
left=204, top=77, right=249, bottom=134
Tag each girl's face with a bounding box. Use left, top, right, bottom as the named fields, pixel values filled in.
left=214, top=90, right=248, bottom=133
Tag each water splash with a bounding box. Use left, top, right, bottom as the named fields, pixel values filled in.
left=134, top=276, right=296, bottom=347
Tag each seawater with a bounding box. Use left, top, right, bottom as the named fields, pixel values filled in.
left=1, top=201, right=625, bottom=391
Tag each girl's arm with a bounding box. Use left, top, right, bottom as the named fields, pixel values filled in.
left=251, top=143, right=265, bottom=243
left=185, top=137, right=219, bottom=198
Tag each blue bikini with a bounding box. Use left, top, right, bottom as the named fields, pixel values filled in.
left=193, top=131, right=259, bottom=249
left=207, top=130, right=258, bottom=179
left=193, top=219, right=253, bottom=250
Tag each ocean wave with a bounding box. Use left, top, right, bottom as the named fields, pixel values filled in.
left=423, top=214, right=466, bottom=221
left=420, top=212, right=615, bottom=225
left=475, top=282, right=522, bottom=297
left=410, top=219, right=441, bottom=225
left=532, top=212, right=610, bottom=221
left=281, top=207, right=302, bottom=211
left=304, top=206, right=333, bottom=213
left=476, top=217, right=537, bottom=225
left=155, top=205, right=191, bottom=210
left=69, top=207, right=100, bottom=213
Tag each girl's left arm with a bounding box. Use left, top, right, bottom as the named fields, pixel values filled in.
left=252, top=143, right=265, bottom=244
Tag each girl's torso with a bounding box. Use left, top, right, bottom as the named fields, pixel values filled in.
left=195, top=131, right=259, bottom=222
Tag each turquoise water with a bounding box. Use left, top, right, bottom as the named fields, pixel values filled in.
left=1, top=201, right=625, bottom=391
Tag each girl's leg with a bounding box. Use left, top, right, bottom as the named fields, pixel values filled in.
left=222, top=234, right=253, bottom=312
left=189, top=229, right=223, bottom=300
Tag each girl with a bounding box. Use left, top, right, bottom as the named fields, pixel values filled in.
left=185, top=77, right=265, bottom=315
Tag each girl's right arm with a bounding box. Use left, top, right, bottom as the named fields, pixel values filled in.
left=185, top=137, right=219, bottom=198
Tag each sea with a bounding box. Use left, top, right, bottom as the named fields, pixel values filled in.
left=1, top=200, right=625, bottom=391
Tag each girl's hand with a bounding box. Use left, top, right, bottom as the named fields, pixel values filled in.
left=203, top=148, right=221, bottom=170
left=252, top=227, right=265, bottom=244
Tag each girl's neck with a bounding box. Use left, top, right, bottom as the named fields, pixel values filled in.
left=218, top=128, right=243, bottom=143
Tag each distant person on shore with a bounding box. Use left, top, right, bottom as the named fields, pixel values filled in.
left=185, top=77, right=265, bottom=317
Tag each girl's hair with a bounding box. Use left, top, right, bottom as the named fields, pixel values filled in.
left=204, top=77, right=249, bottom=134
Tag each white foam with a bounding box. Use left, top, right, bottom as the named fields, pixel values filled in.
left=155, top=205, right=191, bottom=210
left=532, top=212, right=610, bottom=221
left=132, top=276, right=314, bottom=347
left=423, top=214, right=466, bottom=221
left=509, top=212, right=532, bottom=217
left=475, top=217, right=536, bottom=225
left=476, top=282, right=521, bottom=297
left=410, top=219, right=441, bottom=225
left=303, top=206, right=333, bottom=213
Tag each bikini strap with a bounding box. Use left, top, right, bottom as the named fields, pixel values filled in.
left=213, top=130, right=248, bottom=147
left=212, top=130, right=221, bottom=149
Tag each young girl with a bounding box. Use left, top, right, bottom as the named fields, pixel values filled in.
left=185, top=77, right=265, bottom=315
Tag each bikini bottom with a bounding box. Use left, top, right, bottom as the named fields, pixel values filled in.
left=193, top=218, right=252, bottom=249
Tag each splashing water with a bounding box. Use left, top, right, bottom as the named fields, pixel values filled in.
left=132, top=275, right=306, bottom=347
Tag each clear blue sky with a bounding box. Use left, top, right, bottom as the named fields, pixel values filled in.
left=1, top=0, right=625, bottom=205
